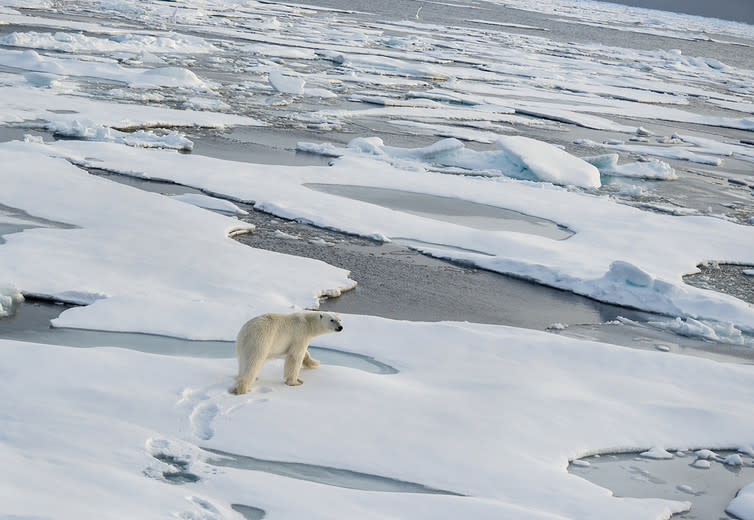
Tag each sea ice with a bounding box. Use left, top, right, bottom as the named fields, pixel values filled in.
left=4, top=311, right=754, bottom=519
left=496, top=135, right=601, bottom=188
left=640, top=447, right=674, bottom=459
left=268, top=70, right=305, bottom=95
left=696, top=449, right=720, bottom=460
left=0, top=49, right=211, bottom=88
left=47, top=119, right=194, bottom=151
left=584, top=154, right=677, bottom=180
left=169, top=194, right=248, bottom=215
left=27, top=138, right=754, bottom=332
left=0, top=143, right=355, bottom=338
left=728, top=482, right=754, bottom=520
left=0, top=283, right=23, bottom=317
left=316, top=136, right=602, bottom=188
left=724, top=454, right=745, bottom=467
left=0, top=30, right=218, bottom=55
left=2, top=2, right=754, bottom=519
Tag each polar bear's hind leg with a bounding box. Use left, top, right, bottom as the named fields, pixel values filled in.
left=231, top=336, right=267, bottom=395
left=302, top=350, right=320, bottom=368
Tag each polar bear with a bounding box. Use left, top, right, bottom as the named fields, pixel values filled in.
left=230, top=311, right=343, bottom=394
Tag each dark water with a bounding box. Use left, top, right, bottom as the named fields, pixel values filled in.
left=605, top=0, right=754, bottom=25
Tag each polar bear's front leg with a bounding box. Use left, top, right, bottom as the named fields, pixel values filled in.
left=284, top=341, right=309, bottom=386
left=302, top=350, right=320, bottom=368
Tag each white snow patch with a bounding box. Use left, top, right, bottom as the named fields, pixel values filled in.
left=640, top=446, right=674, bottom=459
left=724, top=454, right=745, bottom=467
left=47, top=119, right=194, bottom=151
left=646, top=317, right=750, bottom=346
left=696, top=449, right=720, bottom=460
left=268, top=70, right=305, bottom=95
left=496, top=136, right=601, bottom=188
left=728, top=482, right=754, bottom=520
left=584, top=154, right=677, bottom=180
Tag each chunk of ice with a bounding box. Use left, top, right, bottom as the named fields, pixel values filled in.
left=641, top=446, right=674, bottom=459
left=268, top=70, right=306, bottom=95
left=497, top=136, right=601, bottom=189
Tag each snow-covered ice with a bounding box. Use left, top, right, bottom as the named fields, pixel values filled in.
left=0, top=143, right=355, bottom=337
left=0, top=283, right=23, bottom=317
left=2, top=0, right=754, bottom=518
left=641, top=446, right=675, bottom=460
left=5, top=315, right=754, bottom=519
left=30, top=137, right=754, bottom=333
left=728, top=482, right=754, bottom=520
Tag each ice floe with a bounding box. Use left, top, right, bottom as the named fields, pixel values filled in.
left=47, top=119, right=194, bottom=151
left=0, top=30, right=218, bottom=55
left=0, top=283, right=23, bottom=317
left=640, top=446, right=674, bottom=460
left=583, top=154, right=677, bottom=180
left=0, top=143, right=354, bottom=338
left=23, top=137, right=754, bottom=333
left=3, top=313, right=754, bottom=519
left=728, top=483, right=754, bottom=520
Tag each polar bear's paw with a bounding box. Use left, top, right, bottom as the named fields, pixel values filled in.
left=285, top=378, right=304, bottom=386
left=230, top=381, right=250, bottom=395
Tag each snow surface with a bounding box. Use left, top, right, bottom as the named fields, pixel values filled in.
left=640, top=446, right=674, bottom=459
left=5, top=315, right=754, bottom=520
left=0, top=143, right=355, bottom=338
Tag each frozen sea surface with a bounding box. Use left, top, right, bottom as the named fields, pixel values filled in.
left=570, top=449, right=754, bottom=519
left=2, top=1, right=754, bottom=520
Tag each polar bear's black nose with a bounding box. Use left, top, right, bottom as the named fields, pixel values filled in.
left=336, top=325, right=343, bottom=332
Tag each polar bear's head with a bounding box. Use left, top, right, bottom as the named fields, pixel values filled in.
left=320, top=312, right=343, bottom=332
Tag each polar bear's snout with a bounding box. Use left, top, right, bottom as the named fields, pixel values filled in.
left=323, top=312, right=343, bottom=332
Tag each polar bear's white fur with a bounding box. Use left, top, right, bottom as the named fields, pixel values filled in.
left=230, top=311, right=343, bottom=394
